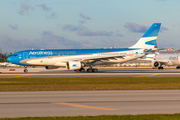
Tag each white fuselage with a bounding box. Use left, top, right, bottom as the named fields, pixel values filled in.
left=20, top=50, right=145, bottom=66
left=155, top=54, right=180, bottom=66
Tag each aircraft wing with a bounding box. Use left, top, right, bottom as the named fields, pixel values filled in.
left=59, top=53, right=147, bottom=63
left=150, top=48, right=173, bottom=52
left=157, top=60, right=169, bottom=63
left=68, top=48, right=153, bottom=62
left=137, top=57, right=169, bottom=62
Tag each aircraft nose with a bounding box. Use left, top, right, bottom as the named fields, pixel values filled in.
left=7, top=57, right=11, bottom=62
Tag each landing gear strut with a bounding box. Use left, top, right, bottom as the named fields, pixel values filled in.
left=24, top=66, right=28, bottom=73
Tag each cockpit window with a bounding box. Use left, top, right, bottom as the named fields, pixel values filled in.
left=12, top=54, right=18, bottom=57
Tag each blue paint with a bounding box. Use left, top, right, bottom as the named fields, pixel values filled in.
left=7, top=48, right=140, bottom=66
left=145, top=40, right=156, bottom=46
left=144, top=49, right=152, bottom=53
left=142, top=23, right=161, bottom=37
left=72, top=64, right=77, bottom=67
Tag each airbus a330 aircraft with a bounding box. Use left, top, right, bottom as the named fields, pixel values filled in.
left=7, top=23, right=161, bottom=73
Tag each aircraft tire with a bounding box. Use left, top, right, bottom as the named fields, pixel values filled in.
left=80, top=68, right=85, bottom=72
left=74, top=70, right=79, bottom=72
left=87, top=69, right=93, bottom=72
left=24, top=69, right=28, bottom=73
left=92, top=68, right=98, bottom=72
left=158, top=67, right=163, bottom=70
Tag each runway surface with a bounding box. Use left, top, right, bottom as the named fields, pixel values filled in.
left=1, top=68, right=180, bottom=77
left=0, top=90, right=180, bottom=118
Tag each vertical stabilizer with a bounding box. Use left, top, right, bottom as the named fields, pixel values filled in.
left=130, top=23, right=161, bottom=49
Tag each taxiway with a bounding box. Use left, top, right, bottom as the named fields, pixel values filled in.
left=0, top=90, right=180, bottom=118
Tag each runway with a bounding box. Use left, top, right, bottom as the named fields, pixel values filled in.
left=1, top=66, right=180, bottom=77
left=1, top=69, right=180, bottom=77
left=0, top=90, right=180, bottom=118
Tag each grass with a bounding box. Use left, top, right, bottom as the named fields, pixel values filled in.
left=0, top=77, right=180, bottom=91
left=1, top=114, right=180, bottom=120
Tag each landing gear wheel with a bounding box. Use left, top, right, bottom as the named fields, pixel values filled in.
left=87, top=68, right=98, bottom=72
left=92, top=68, right=98, bottom=72
left=74, top=68, right=85, bottom=72
left=79, top=68, right=85, bottom=72
left=176, top=66, right=180, bottom=69
left=87, top=69, right=93, bottom=72
left=24, top=69, right=28, bottom=73
left=158, top=67, right=163, bottom=70
left=74, top=70, right=78, bottom=72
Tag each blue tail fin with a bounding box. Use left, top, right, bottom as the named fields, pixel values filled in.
left=130, top=23, right=161, bottom=49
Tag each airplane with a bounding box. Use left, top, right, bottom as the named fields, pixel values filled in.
left=7, top=23, right=161, bottom=73
left=140, top=52, right=180, bottom=69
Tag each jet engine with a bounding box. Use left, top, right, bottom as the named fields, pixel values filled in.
left=45, top=66, right=59, bottom=69
left=151, top=61, right=161, bottom=68
left=67, top=61, right=82, bottom=70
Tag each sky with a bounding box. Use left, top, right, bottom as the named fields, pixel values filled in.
left=1, top=0, right=180, bottom=53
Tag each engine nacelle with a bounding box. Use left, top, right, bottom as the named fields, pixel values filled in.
left=45, top=66, right=59, bottom=69
left=151, top=61, right=161, bottom=68
left=67, top=61, right=82, bottom=70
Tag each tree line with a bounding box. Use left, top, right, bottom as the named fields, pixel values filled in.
left=0, top=53, right=12, bottom=62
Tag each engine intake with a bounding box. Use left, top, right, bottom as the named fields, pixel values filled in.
left=151, top=61, right=161, bottom=68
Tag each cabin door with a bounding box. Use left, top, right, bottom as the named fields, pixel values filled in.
left=23, top=52, right=28, bottom=59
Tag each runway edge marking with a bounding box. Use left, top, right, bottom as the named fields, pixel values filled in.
left=52, top=102, right=120, bottom=111
left=133, top=74, right=160, bottom=77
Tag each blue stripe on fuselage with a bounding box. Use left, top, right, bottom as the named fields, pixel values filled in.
left=13, top=48, right=140, bottom=57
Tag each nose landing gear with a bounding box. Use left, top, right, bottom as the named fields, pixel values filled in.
left=24, top=66, right=28, bottom=73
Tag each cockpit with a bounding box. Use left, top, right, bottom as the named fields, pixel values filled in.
left=7, top=53, right=20, bottom=64
left=11, top=54, right=18, bottom=57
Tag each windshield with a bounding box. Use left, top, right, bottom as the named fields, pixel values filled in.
left=11, top=54, right=18, bottom=57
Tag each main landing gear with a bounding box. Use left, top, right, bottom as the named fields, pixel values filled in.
left=74, top=68, right=85, bottom=72
left=176, top=66, right=180, bottom=69
left=74, top=67, right=98, bottom=73
left=86, top=65, right=98, bottom=73
left=158, top=67, right=163, bottom=70
left=158, top=63, right=164, bottom=70
left=87, top=68, right=98, bottom=72
left=24, top=66, right=28, bottom=73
